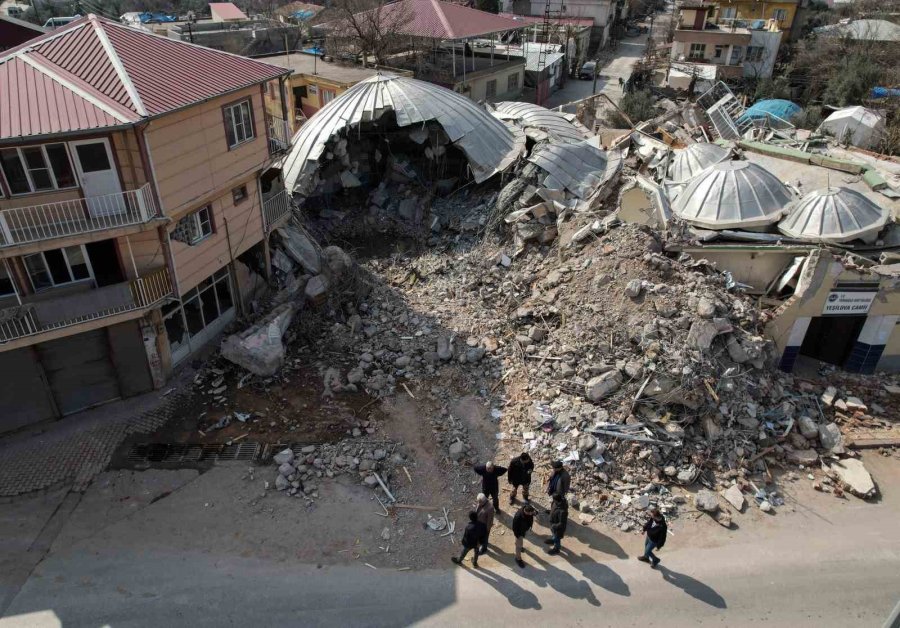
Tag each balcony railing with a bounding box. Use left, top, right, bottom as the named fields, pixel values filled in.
left=266, top=114, right=293, bottom=155
left=0, top=184, right=160, bottom=248
left=0, top=266, right=173, bottom=344
left=262, top=189, right=292, bottom=232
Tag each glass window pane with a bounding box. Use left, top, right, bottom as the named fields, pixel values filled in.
left=24, top=254, right=52, bottom=290
left=44, top=248, right=70, bottom=284
left=46, top=144, right=75, bottom=188
left=74, top=142, right=110, bottom=173
left=0, top=264, right=14, bottom=296
left=164, top=307, right=188, bottom=350
left=183, top=296, right=204, bottom=336
left=201, top=289, right=219, bottom=324
left=197, top=206, right=212, bottom=236
left=224, top=107, right=237, bottom=146
left=0, top=149, right=30, bottom=194
left=22, top=147, right=53, bottom=190
left=198, top=276, right=214, bottom=292
left=64, top=246, right=90, bottom=280
left=215, top=274, right=233, bottom=313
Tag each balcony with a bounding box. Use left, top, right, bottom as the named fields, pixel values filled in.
left=0, top=266, right=173, bottom=345
left=0, top=184, right=161, bottom=250
left=262, top=189, right=292, bottom=232
left=266, top=114, right=293, bottom=155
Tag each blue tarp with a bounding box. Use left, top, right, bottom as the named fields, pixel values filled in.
left=871, top=87, right=900, bottom=99
left=291, top=10, right=316, bottom=20
left=139, top=11, right=176, bottom=23
left=737, top=99, right=802, bottom=124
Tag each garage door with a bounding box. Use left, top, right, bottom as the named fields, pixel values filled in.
left=0, top=348, right=57, bottom=434
left=36, top=329, right=121, bottom=415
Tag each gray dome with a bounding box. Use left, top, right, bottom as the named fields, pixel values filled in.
left=668, top=143, right=730, bottom=183
left=672, top=160, right=792, bottom=229
left=492, top=101, right=593, bottom=144
left=778, top=187, right=890, bottom=243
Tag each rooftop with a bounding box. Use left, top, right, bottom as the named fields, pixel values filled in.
left=0, top=14, right=289, bottom=141
left=209, top=2, right=247, bottom=20
left=260, top=53, right=389, bottom=84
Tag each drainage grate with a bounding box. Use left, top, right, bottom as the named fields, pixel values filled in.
left=126, top=442, right=261, bottom=464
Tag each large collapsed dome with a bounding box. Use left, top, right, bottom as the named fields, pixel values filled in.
left=492, top=101, right=593, bottom=145
left=667, top=143, right=730, bottom=184
left=281, top=74, right=525, bottom=195
left=672, top=160, right=793, bottom=229
left=778, top=187, right=890, bottom=244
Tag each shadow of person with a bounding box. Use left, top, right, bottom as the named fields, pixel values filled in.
left=564, top=552, right=631, bottom=597
left=555, top=521, right=629, bottom=559
left=529, top=551, right=601, bottom=607
left=657, top=565, right=727, bottom=609
left=466, top=566, right=543, bottom=610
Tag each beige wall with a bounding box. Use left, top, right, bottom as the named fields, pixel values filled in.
left=695, top=249, right=801, bottom=293
left=117, top=229, right=167, bottom=280
left=111, top=130, right=148, bottom=190
left=169, top=176, right=264, bottom=295
left=145, top=85, right=269, bottom=218
left=457, top=65, right=525, bottom=103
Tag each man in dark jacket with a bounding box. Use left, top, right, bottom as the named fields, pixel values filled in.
left=545, top=460, right=571, bottom=513
left=475, top=493, right=495, bottom=556
left=473, top=461, right=507, bottom=512
left=638, top=507, right=667, bottom=567
left=507, top=452, right=535, bottom=505
left=451, top=511, right=487, bottom=568
left=545, top=494, right=568, bottom=555
left=512, top=503, right=536, bottom=568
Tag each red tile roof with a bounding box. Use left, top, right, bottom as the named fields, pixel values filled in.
left=331, top=0, right=525, bottom=40
left=209, top=2, right=248, bottom=21
left=0, top=14, right=290, bottom=141
left=497, top=12, right=594, bottom=28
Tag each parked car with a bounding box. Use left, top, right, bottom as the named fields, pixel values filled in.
left=579, top=61, right=596, bottom=80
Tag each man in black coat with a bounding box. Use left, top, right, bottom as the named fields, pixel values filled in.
left=512, top=503, right=536, bottom=568
left=451, top=511, right=487, bottom=568
left=638, top=507, right=667, bottom=567
left=507, top=452, right=534, bottom=505
left=544, top=460, right=571, bottom=513
left=473, top=461, right=507, bottom=512
left=545, top=494, right=568, bottom=555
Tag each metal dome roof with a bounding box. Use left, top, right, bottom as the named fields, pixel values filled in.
left=672, top=160, right=792, bottom=229
left=667, top=143, right=730, bottom=183
left=778, top=187, right=890, bottom=243
left=492, top=101, right=593, bottom=144
left=282, top=74, right=525, bottom=194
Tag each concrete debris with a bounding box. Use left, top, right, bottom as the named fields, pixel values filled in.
left=830, top=458, right=877, bottom=499
left=694, top=490, right=720, bottom=513
left=818, top=423, right=844, bottom=453
left=722, top=484, right=745, bottom=512
left=221, top=304, right=295, bottom=377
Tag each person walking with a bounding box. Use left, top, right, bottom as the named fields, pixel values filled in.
left=451, top=511, right=487, bottom=568
left=507, top=452, right=534, bottom=505
left=473, top=461, right=507, bottom=512
left=545, top=494, right=568, bottom=555
left=475, top=493, right=495, bottom=556
left=512, top=503, right=536, bottom=568
left=638, top=507, right=667, bottom=567
left=545, top=460, right=570, bottom=512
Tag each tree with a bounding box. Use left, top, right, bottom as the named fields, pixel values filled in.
left=326, top=0, right=414, bottom=66
left=606, top=89, right=657, bottom=126
left=822, top=53, right=883, bottom=107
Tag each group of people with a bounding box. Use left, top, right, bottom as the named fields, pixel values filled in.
left=452, top=455, right=668, bottom=570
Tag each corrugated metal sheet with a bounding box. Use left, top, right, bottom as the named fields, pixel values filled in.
left=493, top=101, right=592, bottom=145
left=527, top=138, right=622, bottom=200
left=0, top=14, right=289, bottom=139
left=0, top=57, right=126, bottom=140
left=667, top=142, right=730, bottom=183
left=672, top=160, right=792, bottom=229
left=778, top=187, right=889, bottom=244
left=282, top=74, right=525, bottom=194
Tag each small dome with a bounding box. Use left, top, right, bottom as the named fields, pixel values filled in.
left=672, top=160, right=792, bottom=229
left=778, top=187, right=890, bottom=243
left=667, top=143, right=730, bottom=183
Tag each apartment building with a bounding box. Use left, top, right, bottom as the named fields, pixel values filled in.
left=671, top=1, right=783, bottom=81
left=0, top=15, right=294, bottom=433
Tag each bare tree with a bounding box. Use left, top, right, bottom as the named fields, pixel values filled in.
left=326, top=0, right=414, bottom=66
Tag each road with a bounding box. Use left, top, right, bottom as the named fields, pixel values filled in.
left=1, top=452, right=898, bottom=627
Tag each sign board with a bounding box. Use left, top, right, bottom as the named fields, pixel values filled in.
left=308, top=85, right=318, bottom=95
left=822, top=290, right=877, bottom=316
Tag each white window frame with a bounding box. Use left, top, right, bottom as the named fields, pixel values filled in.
left=163, top=267, right=235, bottom=364
left=486, top=79, right=497, bottom=99
left=720, top=6, right=736, bottom=19
left=746, top=46, right=764, bottom=62
left=321, top=89, right=336, bottom=105
left=0, top=143, right=78, bottom=196
left=689, top=43, right=706, bottom=59
left=507, top=73, right=519, bottom=91
left=173, top=205, right=213, bottom=245
left=714, top=44, right=726, bottom=59
left=23, top=244, right=94, bottom=292
left=224, top=99, right=255, bottom=149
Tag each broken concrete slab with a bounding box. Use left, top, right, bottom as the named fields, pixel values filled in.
left=694, top=489, right=719, bottom=513
left=821, top=386, right=838, bottom=407
left=818, top=422, right=844, bottom=452
left=221, top=303, right=295, bottom=377
left=585, top=370, right=623, bottom=402
left=722, top=484, right=745, bottom=512
left=798, top=415, right=819, bottom=440
left=786, top=448, right=819, bottom=466
left=277, top=226, right=321, bottom=274
left=830, top=458, right=877, bottom=499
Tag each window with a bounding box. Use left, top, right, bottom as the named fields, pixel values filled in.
left=0, top=143, right=76, bottom=195
left=688, top=43, right=706, bottom=59
left=232, top=185, right=248, bottom=204
left=223, top=99, right=255, bottom=149
left=507, top=73, right=519, bottom=91
left=294, top=85, right=308, bottom=100
left=713, top=44, right=726, bottom=59
left=163, top=267, right=235, bottom=360
left=773, top=8, right=786, bottom=21
left=746, top=46, right=764, bottom=62
left=729, top=45, right=743, bottom=64
left=486, top=79, right=497, bottom=99
left=719, top=6, right=736, bottom=19
left=0, top=262, right=16, bottom=297
left=321, top=89, right=336, bottom=105
left=23, top=245, right=92, bottom=291
left=172, top=205, right=213, bottom=245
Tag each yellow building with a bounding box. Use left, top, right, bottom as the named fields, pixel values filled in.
left=713, top=0, right=799, bottom=36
